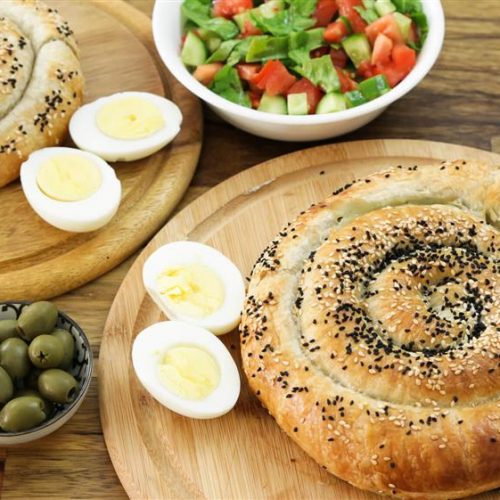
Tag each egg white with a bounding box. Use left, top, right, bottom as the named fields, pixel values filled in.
left=20, top=147, right=121, bottom=232
left=132, top=320, right=241, bottom=419
left=69, top=91, right=182, bottom=162
left=143, top=241, right=246, bottom=335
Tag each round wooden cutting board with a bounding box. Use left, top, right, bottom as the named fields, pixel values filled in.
left=0, top=0, right=202, bottom=301
left=99, top=139, right=500, bottom=500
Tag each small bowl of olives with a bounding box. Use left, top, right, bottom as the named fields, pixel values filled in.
left=0, top=301, right=92, bottom=445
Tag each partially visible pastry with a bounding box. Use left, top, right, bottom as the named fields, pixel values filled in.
left=0, top=0, right=84, bottom=187
left=241, top=160, right=500, bottom=499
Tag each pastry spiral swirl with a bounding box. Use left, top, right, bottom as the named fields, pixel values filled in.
left=240, top=160, right=500, bottom=499
left=0, top=0, right=84, bottom=187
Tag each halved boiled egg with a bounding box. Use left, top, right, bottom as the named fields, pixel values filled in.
left=20, top=147, right=121, bottom=232
left=69, top=91, right=182, bottom=162
left=143, top=241, right=245, bottom=335
left=132, top=320, right=240, bottom=419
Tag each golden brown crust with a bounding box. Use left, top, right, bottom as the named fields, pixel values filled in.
left=0, top=0, right=83, bottom=187
left=240, top=160, right=500, bottom=499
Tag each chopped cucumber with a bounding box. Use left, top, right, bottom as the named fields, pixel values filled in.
left=354, top=6, right=379, bottom=24
left=375, top=0, right=396, bottom=16
left=393, top=12, right=412, bottom=41
left=287, top=92, right=308, bottom=115
left=362, top=0, right=376, bottom=8
left=181, top=31, right=207, bottom=67
left=341, top=34, right=372, bottom=68
left=206, top=40, right=239, bottom=63
left=358, top=74, right=391, bottom=100
left=316, top=92, right=346, bottom=114
left=246, top=35, right=289, bottom=62
left=345, top=90, right=367, bottom=108
left=206, top=37, right=221, bottom=53
left=195, top=29, right=222, bottom=53
left=258, top=93, right=287, bottom=114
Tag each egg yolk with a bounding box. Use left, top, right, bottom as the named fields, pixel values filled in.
left=157, top=345, right=220, bottom=400
left=36, top=155, right=102, bottom=202
left=96, top=96, right=165, bottom=140
left=156, top=264, right=224, bottom=318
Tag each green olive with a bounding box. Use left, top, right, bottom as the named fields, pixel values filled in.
left=0, top=337, right=30, bottom=379
left=28, top=334, right=64, bottom=369
left=0, top=366, right=13, bottom=404
left=17, top=301, right=58, bottom=342
left=0, top=319, right=18, bottom=342
left=38, top=369, right=79, bottom=404
left=0, top=396, right=46, bottom=432
left=15, top=390, right=53, bottom=417
left=51, top=329, right=75, bottom=369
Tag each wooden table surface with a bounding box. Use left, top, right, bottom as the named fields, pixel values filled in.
left=2, top=1, right=500, bottom=498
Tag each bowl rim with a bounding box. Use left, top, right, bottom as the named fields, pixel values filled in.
left=0, top=301, right=93, bottom=438
left=152, top=0, right=445, bottom=125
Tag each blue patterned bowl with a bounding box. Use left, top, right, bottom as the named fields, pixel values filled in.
left=0, top=301, right=93, bottom=445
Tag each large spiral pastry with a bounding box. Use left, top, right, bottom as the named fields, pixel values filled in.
left=240, top=160, right=500, bottom=499
left=0, top=0, right=84, bottom=187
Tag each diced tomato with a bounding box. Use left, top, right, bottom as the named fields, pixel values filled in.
left=193, top=63, right=223, bottom=85
left=357, top=60, right=375, bottom=79
left=249, top=89, right=262, bottom=108
left=310, top=46, right=330, bottom=58
left=374, top=44, right=416, bottom=87
left=365, top=14, right=404, bottom=45
left=286, top=78, right=323, bottom=113
left=213, top=0, right=252, bottom=19
left=371, top=33, right=393, bottom=65
left=391, top=43, right=417, bottom=77
left=324, top=19, right=350, bottom=43
left=335, top=67, right=357, bottom=92
left=237, top=63, right=261, bottom=81
left=313, top=0, right=338, bottom=27
left=330, top=47, right=347, bottom=67
left=251, top=60, right=296, bottom=96
left=241, top=19, right=263, bottom=37
left=336, top=0, right=367, bottom=33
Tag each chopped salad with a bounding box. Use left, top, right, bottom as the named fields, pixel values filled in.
left=180, top=0, right=428, bottom=115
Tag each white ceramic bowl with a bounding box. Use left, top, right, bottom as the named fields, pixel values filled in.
left=0, top=302, right=93, bottom=445
left=152, top=0, right=445, bottom=141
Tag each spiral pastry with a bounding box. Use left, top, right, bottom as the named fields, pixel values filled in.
left=0, top=0, right=84, bottom=187
left=240, top=160, right=500, bottom=499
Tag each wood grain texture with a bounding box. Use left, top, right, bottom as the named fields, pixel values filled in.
left=0, top=0, right=202, bottom=301
left=100, top=140, right=500, bottom=500
left=2, top=1, right=500, bottom=498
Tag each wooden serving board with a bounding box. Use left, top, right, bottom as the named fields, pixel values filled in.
left=99, top=139, right=500, bottom=500
left=0, top=0, right=202, bottom=301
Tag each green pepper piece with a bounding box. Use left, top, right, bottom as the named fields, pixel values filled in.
left=345, top=90, right=368, bottom=107
left=358, top=74, right=391, bottom=100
